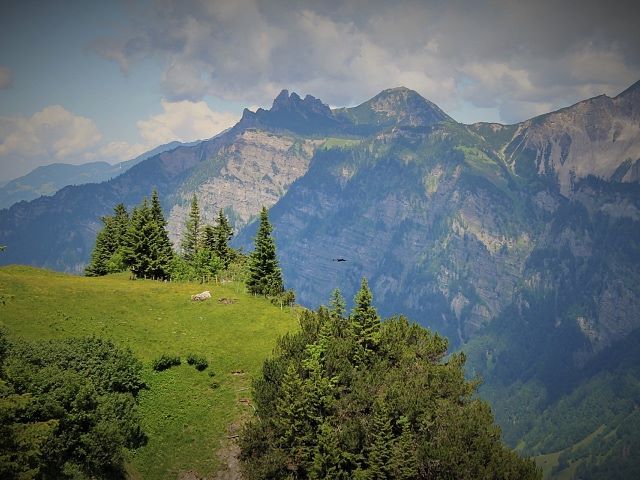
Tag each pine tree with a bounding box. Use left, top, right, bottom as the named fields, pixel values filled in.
left=181, top=194, right=201, bottom=261
left=247, top=207, right=284, bottom=296
left=329, top=288, right=346, bottom=319
left=148, top=191, right=174, bottom=279
left=351, top=278, right=380, bottom=364
left=213, top=209, right=233, bottom=268
left=123, top=197, right=173, bottom=280
left=366, top=403, right=394, bottom=479
left=85, top=204, right=130, bottom=276
left=389, top=416, right=418, bottom=479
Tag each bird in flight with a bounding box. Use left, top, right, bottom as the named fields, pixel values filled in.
left=332, top=258, right=347, bottom=262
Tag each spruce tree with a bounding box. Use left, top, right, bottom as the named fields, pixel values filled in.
left=247, top=207, right=284, bottom=296
left=350, top=278, right=380, bottom=364
left=85, top=204, right=130, bottom=276
left=389, top=416, right=418, bottom=479
left=181, top=194, right=201, bottom=261
left=85, top=217, right=113, bottom=276
left=329, top=288, right=346, bottom=319
left=123, top=197, right=172, bottom=280
left=213, top=209, right=233, bottom=267
left=366, top=403, right=394, bottom=479
left=148, top=191, right=174, bottom=278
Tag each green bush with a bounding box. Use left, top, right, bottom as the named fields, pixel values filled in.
left=186, top=353, right=208, bottom=371
left=152, top=354, right=181, bottom=371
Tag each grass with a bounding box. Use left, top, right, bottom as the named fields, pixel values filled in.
left=0, top=265, right=299, bottom=479
left=321, top=137, right=361, bottom=149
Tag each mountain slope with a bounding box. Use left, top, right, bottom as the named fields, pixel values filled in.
left=235, top=83, right=640, bottom=477
left=0, top=141, right=185, bottom=209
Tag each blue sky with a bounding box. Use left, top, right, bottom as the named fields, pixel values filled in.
left=1, top=0, right=639, bottom=182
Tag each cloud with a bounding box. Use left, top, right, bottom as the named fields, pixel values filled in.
left=137, top=99, right=239, bottom=146
left=0, top=99, right=238, bottom=182
left=0, top=67, right=12, bottom=89
left=93, top=0, right=640, bottom=123
left=0, top=106, right=102, bottom=180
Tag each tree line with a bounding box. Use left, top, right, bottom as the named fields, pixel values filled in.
left=85, top=192, right=290, bottom=303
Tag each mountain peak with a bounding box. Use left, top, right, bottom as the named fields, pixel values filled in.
left=335, top=86, right=452, bottom=128
left=240, top=89, right=337, bottom=134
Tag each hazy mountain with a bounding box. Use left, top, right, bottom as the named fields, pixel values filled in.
left=0, top=141, right=187, bottom=210
left=0, top=91, right=352, bottom=271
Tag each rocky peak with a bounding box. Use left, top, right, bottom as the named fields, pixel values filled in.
left=239, top=89, right=337, bottom=134
left=335, top=86, right=452, bottom=128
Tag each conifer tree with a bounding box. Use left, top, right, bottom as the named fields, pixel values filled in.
left=85, top=204, right=130, bottom=276
left=213, top=209, right=233, bottom=267
left=389, top=416, right=418, bottom=479
left=181, top=194, right=201, bottom=261
left=276, top=363, right=313, bottom=475
left=200, top=209, right=234, bottom=268
left=85, top=218, right=113, bottom=276
left=123, top=197, right=172, bottom=280
left=366, top=403, right=394, bottom=479
left=247, top=207, right=284, bottom=296
left=148, top=191, right=174, bottom=278
left=350, top=278, right=380, bottom=363
left=329, top=288, right=346, bottom=318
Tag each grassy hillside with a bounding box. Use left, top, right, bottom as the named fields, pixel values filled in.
left=0, top=265, right=299, bottom=479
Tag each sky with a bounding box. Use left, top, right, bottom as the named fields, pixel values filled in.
left=1, top=0, right=639, bottom=182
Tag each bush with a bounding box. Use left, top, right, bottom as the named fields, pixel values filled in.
left=270, top=289, right=296, bottom=308
left=186, top=353, right=209, bottom=371
left=152, top=354, right=181, bottom=372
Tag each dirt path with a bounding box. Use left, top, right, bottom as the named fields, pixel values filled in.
left=177, top=371, right=252, bottom=480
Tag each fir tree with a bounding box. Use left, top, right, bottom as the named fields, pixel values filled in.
left=85, top=204, right=129, bottom=276
left=389, top=416, right=418, bottom=479
left=350, top=278, right=380, bottom=364
left=123, top=197, right=172, bottom=280
left=181, top=194, right=201, bottom=261
left=247, top=207, right=284, bottom=296
left=366, top=403, right=394, bottom=479
left=213, top=209, right=233, bottom=267
left=329, top=288, right=346, bottom=319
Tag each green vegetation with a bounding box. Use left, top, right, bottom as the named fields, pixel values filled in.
left=152, top=354, right=182, bottom=372
left=0, top=266, right=298, bottom=478
left=87, top=192, right=238, bottom=284
left=186, top=354, right=209, bottom=371
left=247, top=207, right=285, bottom=297
left=0, top=333, right=145, bottom=478
left=240, top=282, right=541, bottom=479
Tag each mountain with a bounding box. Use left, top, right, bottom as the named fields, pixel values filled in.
left=1, top=83, right=640, bottom=475
left=0, top=141, right=185, bottom=209
left=232, top=83, right=640, bottom=476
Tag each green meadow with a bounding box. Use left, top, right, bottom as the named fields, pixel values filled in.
left=0, top=265, right=299, bottom=479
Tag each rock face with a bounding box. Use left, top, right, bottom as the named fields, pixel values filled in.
left=166, top=129, right=318, bottom=244
left=504, top=81, right=640, bottom=195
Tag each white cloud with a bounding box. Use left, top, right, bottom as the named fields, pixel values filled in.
left=0, top=106, right=103, bottom=180
left=0, top=67, right=12, bottom=89
left=0, top=99, right=239, bottom=182
left=92, top=0, right=640, bottom=123
left=137, top=99, right=239, bottom=146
